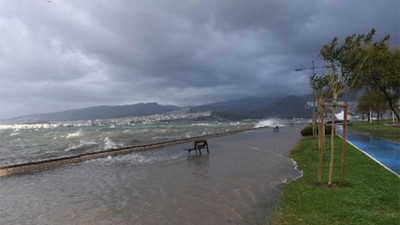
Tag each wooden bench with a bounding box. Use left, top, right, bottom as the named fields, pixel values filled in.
left=185, top=140, right=209, bottom=155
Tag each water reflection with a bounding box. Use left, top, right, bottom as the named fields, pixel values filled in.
left=187, top=155, right=210, bottom=180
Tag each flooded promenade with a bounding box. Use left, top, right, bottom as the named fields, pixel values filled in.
left=0, top=126, right=302, bottom=225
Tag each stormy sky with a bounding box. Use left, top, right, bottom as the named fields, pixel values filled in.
left=0, top=0, right=399, bottom=119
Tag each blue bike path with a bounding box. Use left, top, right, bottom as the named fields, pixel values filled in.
left=336, top=125, right=400, bottom=176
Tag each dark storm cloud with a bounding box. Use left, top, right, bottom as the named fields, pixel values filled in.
left=0, top=0, right=398, bottom=118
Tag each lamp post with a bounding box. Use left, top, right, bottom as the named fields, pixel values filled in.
left=295, top=60, right=328, bottom=115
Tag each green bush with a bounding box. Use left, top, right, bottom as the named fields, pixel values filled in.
left=300, top=124, right=333, bottom=136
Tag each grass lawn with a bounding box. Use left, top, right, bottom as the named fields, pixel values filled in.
left=273, top=136, right=400, bottom=225
left=350, top=121, right=400, bottom=143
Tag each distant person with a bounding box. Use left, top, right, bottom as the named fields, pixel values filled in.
left=273, top=125, right=279, bottom=133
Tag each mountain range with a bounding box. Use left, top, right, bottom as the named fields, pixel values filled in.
left=4, top=95, right=316, bottom=123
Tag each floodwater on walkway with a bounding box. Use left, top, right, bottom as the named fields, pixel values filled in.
left=0, top=126, right=302, bottom=225
left=336, top=125, right=400, bottom=175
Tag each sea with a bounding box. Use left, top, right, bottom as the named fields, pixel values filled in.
left=0, top=118, right=306, bottom=166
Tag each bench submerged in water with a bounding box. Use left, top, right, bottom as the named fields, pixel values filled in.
left=185, top=140, right=209, bottom=155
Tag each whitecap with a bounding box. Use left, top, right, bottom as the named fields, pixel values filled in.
left=151, top=136, right=171, bottom=140
left=191, top=123, right=211, bottom=127
left=10, top=129, right=20, bottom=137
left=65, top=140, right=97, bottom=152
left=65, top=129, right=83, bottom=139
left=103, top=137, right=124, bottom=150
left=254, top=118, right=285, bottom=128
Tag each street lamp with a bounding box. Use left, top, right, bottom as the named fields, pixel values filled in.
left=295, top=60, right=328, bottom=114
left=295, top=60, right=329, bottom=151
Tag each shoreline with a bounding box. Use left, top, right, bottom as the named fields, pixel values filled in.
left=0, top=126, right=275, bottom=177
left=1, top=125, right=303, bottom=224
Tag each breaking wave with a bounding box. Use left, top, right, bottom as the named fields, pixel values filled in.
left=103, top=137, right=123, bottom=150
left=65, top=140, right=97, bottom=152
left=254, top=118, right=285, bottom=128
left=10, top=129, right=20, bottom=137
left=66, top=129, right=83, bottom=139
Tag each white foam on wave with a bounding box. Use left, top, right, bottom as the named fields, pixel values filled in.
left=254, top=118, right=285, bottom=128
left=66, top=129, right=83, bottom=139
left=230, top=122, right=241, bottom=125
left=10, top=129, right=20, bottom=137
left=86, top=151, right=185, bottom=165
left=122, top=152, right=184, bottom=164
left=191, top=123, right=211, bottom=127
left=65, top=140, right=97, bottom=152
left=103, top=137, right=123, bottom=150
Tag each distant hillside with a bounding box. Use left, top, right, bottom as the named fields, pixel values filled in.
left=4, top=95, right=316, bottom=123
left=249, top=95, right=311, bottom=119
left=190, top=96, right=281, bottom=113
left=8, top=103, right=179, bottom=122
